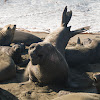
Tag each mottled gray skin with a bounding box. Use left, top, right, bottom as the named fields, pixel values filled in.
left=0, top=53, right=16, bottom=81
left=65, top=38, right=100, bottom=67
left=0, top=44, right=22, bottom=64
left=0, top=24, right=16, bottom=46
left=23, top=6, right=89, bottom=86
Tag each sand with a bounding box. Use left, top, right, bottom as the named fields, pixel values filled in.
left=0, top=29, right=100, bottom=100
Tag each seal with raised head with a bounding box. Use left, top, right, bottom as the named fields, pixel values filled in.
left=23, top=6, right=89, bottom=86
left=0, top=24, right=16, bottom=46
left=0, top=52, right=16, bottom=81
left=0, top=43, right=23, bottom=64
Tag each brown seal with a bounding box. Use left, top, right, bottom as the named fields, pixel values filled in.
left=65, top=37, right=100, bottom=67
left=23, top=6, right=89, bottom=86
left=0, top=24, right=16, bottom=46
left=12, top=30, right=42, bottom=46
left=0, top=53, right=16, bottom=81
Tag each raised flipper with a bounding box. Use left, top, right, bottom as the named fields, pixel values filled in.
left=61, top=6, right=72, bottom=27
left=71, top=26, right=90, bottom=35
left=77, top=37, right=81, bottom=45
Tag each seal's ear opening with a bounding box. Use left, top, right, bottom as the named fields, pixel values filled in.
left=61, top=6, right=72, bottom=27
left=29, top=43, right=37, bottom=50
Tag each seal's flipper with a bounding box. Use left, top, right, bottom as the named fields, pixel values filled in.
left=77, top=37, right=81, bottom=45
left=61, top=6, right=72, bottom=27
left=72, top=26, right=90, bottom=34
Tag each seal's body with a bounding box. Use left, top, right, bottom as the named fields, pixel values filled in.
left=27, top=43, right=69, bottom=84
left=0, top=53, right=16, bottom=81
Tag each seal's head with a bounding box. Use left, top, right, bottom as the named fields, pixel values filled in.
left=1, top=25, right=11, bottom=35
left=29, top=42, right=56, bottom=65
left=12, top=44, right=21, bottom=53
left=9, top=24, right=16, bottom=35
left=1, top=24, right=16, bottom=40
left=11, top=44, right=22, bottom=64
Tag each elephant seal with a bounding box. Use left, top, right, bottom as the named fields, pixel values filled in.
left=0, top=53, right=16, bottom=81
left=0, top=24, right=16, bottom=46
left=27, top=42, right=69, bottom=85
left=23, top=6, right=89, bottom=86
left=12, top=30, right=43, bottom=46
left=0, top=44, right=22, bottom=64
left=52, top=93, right=100, bottom=100
left=65, top=37, right=100, bottom=66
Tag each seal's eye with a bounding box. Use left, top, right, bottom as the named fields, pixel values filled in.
left=29, top=46, right=35, bottom=50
